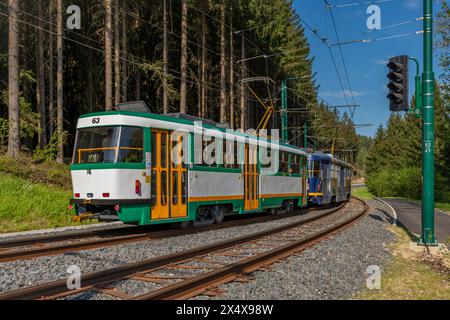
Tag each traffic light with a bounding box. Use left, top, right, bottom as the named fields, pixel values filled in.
left=387, top=55, right=409, bottom=111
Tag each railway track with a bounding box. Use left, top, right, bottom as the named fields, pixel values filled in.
left=0, top=198, right=368, bottom=300
left=0, top=204, right=342, bottom=263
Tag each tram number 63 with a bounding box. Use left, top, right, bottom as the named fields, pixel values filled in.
left=92, top=118, right=101, bottom=124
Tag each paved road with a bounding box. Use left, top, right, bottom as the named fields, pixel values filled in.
left=379, top=198, right=450, bottom=243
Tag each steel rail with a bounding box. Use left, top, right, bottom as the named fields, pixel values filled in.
left=0, top=225, right=137, bottom=249
left=135, top=198, right=368, bottom=300
left=0, top=203, right=347, bottom=300
left=0, top=205, right=338, bottom=263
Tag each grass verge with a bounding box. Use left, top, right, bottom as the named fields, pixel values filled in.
left=0, top=172, right=94, bottom=233
left=0, top=155, right=71, bottom=189
left=352, top=186, right=374, bottom=200
left=357, top=225, right=450, bottom=300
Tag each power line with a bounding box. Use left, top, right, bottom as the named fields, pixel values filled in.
left=327, top=0, right=395, bottom=8
left=297, top=15, right=350, bottom=109
left=363, top=17, right=423, bottom=34
left=332, top=30, right=424, bottom=46
left=324, top=0, right=357, bottom=118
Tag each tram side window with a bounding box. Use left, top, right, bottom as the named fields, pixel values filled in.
left=260, top=147, right=273, bottom=169
left=202, top=137, right=218, bottom=167
left=117, top=127, right=144, bottom=163
left=224, top=140, right=239, bottom=169
left=280, top=152, right=289, bottom=174
left=312, top=161, right=321, bottom=177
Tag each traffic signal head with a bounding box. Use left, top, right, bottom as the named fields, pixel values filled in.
left=387, top=55, right=409, bottom=112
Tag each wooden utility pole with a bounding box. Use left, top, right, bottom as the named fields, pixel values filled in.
left=180, top=0, right=188, bottom=114
left=7, top=0, right=20, bottom=158
left=105, top=0, right=113, bottom=110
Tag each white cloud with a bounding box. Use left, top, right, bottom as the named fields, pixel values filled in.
left=320, top=90, right=370, bottom=99
left=375, top=59, right=389, bottom=65
left=404, top=0, right=420, bottom=10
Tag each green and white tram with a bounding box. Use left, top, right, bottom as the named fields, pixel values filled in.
left=70, top=102, right=309, bottom=226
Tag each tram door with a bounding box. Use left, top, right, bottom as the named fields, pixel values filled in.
left=151, top=130, right=187, bottom=220
left=244, top=144, right=259, bottom=211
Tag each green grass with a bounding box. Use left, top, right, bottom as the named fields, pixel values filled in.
left=0, top=155, right=71, bottom=189
left=357, top=226, right=450, bottom=300
left=352, top=186, right=374, bottom=200
left=0, top=172, right=78, bottom=233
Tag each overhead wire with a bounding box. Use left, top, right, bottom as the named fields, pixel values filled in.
left=324, top=0, right=357, bottom=117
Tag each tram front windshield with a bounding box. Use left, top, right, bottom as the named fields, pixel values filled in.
left=73, top=126, right=144, bottom=164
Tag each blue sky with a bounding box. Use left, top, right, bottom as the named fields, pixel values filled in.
left=293, top=0, right=444, bottom=137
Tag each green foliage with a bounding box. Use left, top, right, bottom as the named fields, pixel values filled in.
left=0, top=90, right=41, bottom=141
left=365, top=83, right=449, bottom=203
left=0, top=117, right=8, bottom=147
left=355, top=135, right=373, bottom=176
left=367, top=167, right=422, bottom=200
left=0, top=155, right=71, bottom=189
left=33, top=132, right=65, bottom=162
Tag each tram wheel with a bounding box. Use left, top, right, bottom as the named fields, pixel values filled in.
left=211, top=206, right=225, bottom=224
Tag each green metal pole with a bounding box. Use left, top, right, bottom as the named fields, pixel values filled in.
left=420, top=0, right=437, bottom=246
left=409, top=57, right=423, bottom=118
left=304, top=122, right=307, bottom=149
left=281, top=80, right=288, bottom=143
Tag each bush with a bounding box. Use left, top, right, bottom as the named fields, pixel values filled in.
left=0, top=118, right=8, bottom=147
left=367, top=166, right=450, bottom=203
left=367, top=166, right=421, bottom=199
left=33, top=132, right=64, bottom=162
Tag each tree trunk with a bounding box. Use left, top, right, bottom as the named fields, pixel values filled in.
left=56, top=0, right=64, bottom=163
left=105, top=0, right=113, bottom=110
left=114, top=0, right=121, bottom=105
left=179, top=0, right=187, bottom=114
left=135, top=69, right=141, bottom=100
left=240, top=33, right=246, bottom=130
left=36, top=0, right=47, bottom=147
left=219, top=1, right=226, bottom=123
left=121, top=0, right=127, bottom=102
left=229, top=3, right=234, bottom=129
left=7, top=0, right=20, bottom=158
left=200, top=0, right=207, bottom=119
left=48, top=0, right=55, bottom=136
left=162, top=0, right=169, bottom=113
left=86, top=2, right=93, bottom=112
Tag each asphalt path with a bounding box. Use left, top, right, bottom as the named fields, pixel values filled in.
left=379, top=198, right=449, bottom=244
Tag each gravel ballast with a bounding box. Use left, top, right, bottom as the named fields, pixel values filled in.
left=208, top=204, right=396, bottom=300
left=0, top=207, right=338, bottom=294
left=0, top=201, right=397, bottom=299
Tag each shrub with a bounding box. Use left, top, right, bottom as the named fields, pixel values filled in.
left=367, top=166, right=421, bottom=199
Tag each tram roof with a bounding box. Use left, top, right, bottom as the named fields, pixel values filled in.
left=77, top=111, right=308, bottom=155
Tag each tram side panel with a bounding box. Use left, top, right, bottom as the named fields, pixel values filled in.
left=188, top=170, right=244, bottom=216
